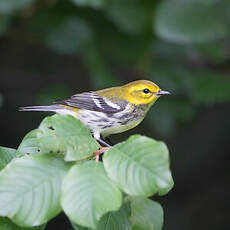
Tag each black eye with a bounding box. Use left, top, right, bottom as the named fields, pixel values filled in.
left=143, top=88, right=150, bottom=94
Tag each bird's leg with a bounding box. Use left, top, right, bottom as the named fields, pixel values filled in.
left=96, top=138, right=111, bottom=147
left=93, top=131, right=111, bottom=147
left=93, top=132, right=111, bottom=161
left=93, top=146, right=109, bottom=162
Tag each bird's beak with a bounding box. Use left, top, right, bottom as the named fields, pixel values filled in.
left=156, top=90, right=171, bottom=96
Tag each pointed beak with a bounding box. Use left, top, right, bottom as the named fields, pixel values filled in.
left=156, top=90, right=171, bottom=96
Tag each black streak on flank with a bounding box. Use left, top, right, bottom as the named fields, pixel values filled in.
left=102, top=125, right=112, bottom=129
left=49, top=126, right=55, bottom=130
left=120, top=119, right=131, bottom=125
left=91, top=118, right=109, bottom=123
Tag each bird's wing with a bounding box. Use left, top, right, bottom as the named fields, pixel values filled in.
left=55, top=92, right=126, bottom=113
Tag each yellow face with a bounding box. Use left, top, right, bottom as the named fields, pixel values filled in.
left=123, top=80, right=168, bottom=105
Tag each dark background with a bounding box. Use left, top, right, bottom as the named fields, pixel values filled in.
left=0, top=0, right=230, bottom=229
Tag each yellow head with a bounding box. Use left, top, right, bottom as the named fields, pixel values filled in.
left=122, top=80, right=170, bottom=105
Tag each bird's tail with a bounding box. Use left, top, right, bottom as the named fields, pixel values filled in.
left=18, top=105, right=61, bottom=112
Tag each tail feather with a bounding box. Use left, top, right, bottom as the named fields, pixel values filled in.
left=19, top=104, right=76, bottom=117
left=18, top=105, right=61, bottom=112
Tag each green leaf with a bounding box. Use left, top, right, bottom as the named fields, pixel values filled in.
left=155, top=0, right=229, bottom=44
left=71, top=202, right=131, bottom=230
left=0, top=154, right=70, bottom=227
left=0, top=0, right=35, bottom=13
left=103, top=135, right=174, bottom=197
left=97, top=202, right=131, bottom=230
left=17, top=115, right=99, bottom=161
left=70, top=0, right=105, bottom=9
left=61, top=161, right=122, bottom=229
left=45, top=17, right=92, bottom=55
left=0, top=146, right=17, bottom=170
left=0, top=217, right=45, bottom=230
left=129, top=197, right=163, bottom=230
left=17, top=129, right=43, bottom=155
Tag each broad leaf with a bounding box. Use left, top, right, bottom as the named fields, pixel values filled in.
left=0, top=146, right=17, bottom=170
left=97, top=201, right=131, bottom=230
left=0, top=154, right=70, bottom=227
left=103, top=135, right=174, bottom=197
left=0, top=217, right=45, bottom=230
left=155, top=0, right=229, bottom=44
left=62, top=161, right=122, bottom=229
left=17, top=115, right=99, bottom=161
left=129, top=197, right=163, bottom=230
left=71, top=202, right=131, bottom=230
left=17, top=129, right=43, bottom=155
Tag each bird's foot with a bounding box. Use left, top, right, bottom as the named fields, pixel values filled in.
left=93, top=146, right=109, bottom=162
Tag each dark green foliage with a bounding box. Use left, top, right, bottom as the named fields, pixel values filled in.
left=0, top=1, right=229, bottom=229
left=0, top=0, right=230, bottom=137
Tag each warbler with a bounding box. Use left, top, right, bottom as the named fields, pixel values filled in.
left=19, top=80, right=170, bottom=146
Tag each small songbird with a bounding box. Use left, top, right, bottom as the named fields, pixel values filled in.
left=19, top=80, right=170, bottom=146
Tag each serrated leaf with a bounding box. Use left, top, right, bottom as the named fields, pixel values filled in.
left=103, top=135, right=174, bottom=197
left=62, top=161, right=122, bottom=229
left=0, top=217, right=45, bottom=230
left=0, top=147, right=17, bottom=170
left=155, top=0, right=229, bottom=44
left=17, top=115, right=99, bottom=161
left=0, top=0, right=35, bottom=14
left=129, top=197, right=163, bottom=230
left=0, top=154, right=70, bottom=227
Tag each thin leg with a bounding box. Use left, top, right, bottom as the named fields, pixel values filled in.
left=93, top=131, right=111, bottom=147
left=94, top=147, right=109, bottom=162
left=96, top=138, right=111, bottom=147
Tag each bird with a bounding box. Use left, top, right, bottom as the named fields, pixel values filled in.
left=19, top=80, right=170, bottom=147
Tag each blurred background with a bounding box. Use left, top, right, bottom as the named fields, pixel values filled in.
left=0, top=0, right=230, bottom=229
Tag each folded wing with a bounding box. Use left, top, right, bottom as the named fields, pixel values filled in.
left=55, top=92, right=126, bottom=113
